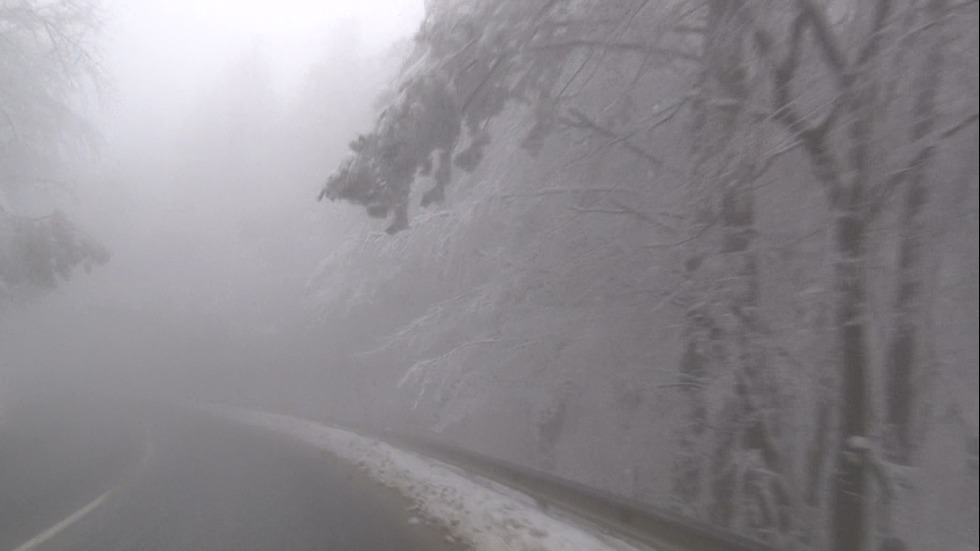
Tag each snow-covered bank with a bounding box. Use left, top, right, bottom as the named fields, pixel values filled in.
left=219, top=408, right=651, bottom=551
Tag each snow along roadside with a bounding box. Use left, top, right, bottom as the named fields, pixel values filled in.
left=216, top=408, right=651, bottom=551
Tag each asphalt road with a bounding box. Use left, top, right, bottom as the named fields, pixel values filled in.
left=3, top=402, right=464, bottom=551
left=0, top=398, right=141, bottom=551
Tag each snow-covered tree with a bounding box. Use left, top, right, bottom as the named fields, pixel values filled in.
left=1, top=0, right=108, bottom=306
left=320, top=1, right=979, bottom=549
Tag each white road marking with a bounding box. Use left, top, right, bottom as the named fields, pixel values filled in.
left=12, top=487, right=115, bottom=551
left=12, top=439, right=154, bottom=551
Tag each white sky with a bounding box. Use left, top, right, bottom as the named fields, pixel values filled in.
left=101, top=0, right=424, bottom=136
left=153, top=0, right=423, bottom=36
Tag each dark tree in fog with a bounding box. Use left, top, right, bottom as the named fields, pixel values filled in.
left=320, top=0, right=578, bottom=233
left=0, top=0, right=108, bottom=305
left=749, top=1, right=976, bottom=548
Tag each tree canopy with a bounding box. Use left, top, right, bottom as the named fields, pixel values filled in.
left=321, top=0, right=589, bottom=233
left=1, top=0, right=108, bottom=304
left=321, top=1, right=978, bottom=550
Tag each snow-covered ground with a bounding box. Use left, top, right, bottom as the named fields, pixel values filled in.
left=217, top=407, right=651, bottom=551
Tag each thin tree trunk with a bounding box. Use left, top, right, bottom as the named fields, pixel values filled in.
left=701, top=9, right=751, bottom=525
left=831, top=207, right=872, bottom=551
left=828, top=1, right=897, bottom=546
left=885, top=0, right=947, bottom=467
left=688, top=0, right=788, bottom=535
left=672, top=329, right=710, bottom=509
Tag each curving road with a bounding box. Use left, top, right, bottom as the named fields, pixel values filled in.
left=3, top=402, right=464, bottom=551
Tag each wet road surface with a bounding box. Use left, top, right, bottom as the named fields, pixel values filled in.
left=3, top=402, right=463, bottom=551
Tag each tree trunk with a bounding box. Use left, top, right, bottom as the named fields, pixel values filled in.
left=806, top=394, right=831, bottom=507
left=831, top=208, right=872, bottom=551
left=677, top=0, right=788, bottom=535
left=672, top=329, right=710, bottom=510
left=884, top=0, right=946, bottom=467
left=828, top=1, right=898, bottom=547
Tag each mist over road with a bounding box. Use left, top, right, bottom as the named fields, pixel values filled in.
left=0, top=399, right=140, bottom=551
left=2, top=401, right=462, bottom=551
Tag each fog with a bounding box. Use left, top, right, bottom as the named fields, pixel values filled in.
left=2, top=2, right=977, bottom=549
left=1, top=0, right=424, bottom=408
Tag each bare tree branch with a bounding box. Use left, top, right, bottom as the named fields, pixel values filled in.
left=754, top=17, right=844, bottom=191
left=561, top=107, right=664, bottom=166
left=531, top=39, right=700, bottom=63
left=495, top=186, right=642, bottom=200
left=567, top=196, right=677, bottom=232
left=797, top=0, right=849, bottom=85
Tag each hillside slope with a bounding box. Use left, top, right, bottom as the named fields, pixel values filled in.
left=313, top=2, right=979, bottom=550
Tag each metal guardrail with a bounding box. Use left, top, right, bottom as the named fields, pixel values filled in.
left=195, top=402, right=778, bottom=551
left=320, top=418, right=779, bottom=551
